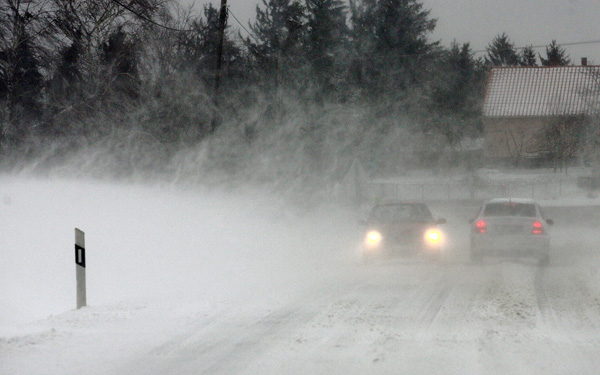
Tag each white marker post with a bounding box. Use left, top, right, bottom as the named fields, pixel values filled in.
left=75, top=228, right=86, bottom=309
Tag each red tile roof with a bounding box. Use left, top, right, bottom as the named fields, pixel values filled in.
left=483, top=66, right=600, bottom=118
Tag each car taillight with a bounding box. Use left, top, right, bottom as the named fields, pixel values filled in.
left=475, top=220, right=486, bottom=234
left=532, top=221, right=544, bottom=234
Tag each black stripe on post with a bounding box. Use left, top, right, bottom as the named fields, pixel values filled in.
left=75, top=244, right=86, bottom=268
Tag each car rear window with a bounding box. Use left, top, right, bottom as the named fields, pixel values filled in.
left=483, top=203, right=536, bottom=217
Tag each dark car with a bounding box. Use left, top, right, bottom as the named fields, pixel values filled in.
left=469, top=198, right=553, bottom=264
left=360, top=201, right=446, bottom=259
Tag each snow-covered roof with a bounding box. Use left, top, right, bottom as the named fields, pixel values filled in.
left=483, top=66, right=600, bottom=118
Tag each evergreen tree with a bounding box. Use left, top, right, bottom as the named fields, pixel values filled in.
left=99, top=28, right=141, bottom=109
left=0, top=34, right=43, bottom=141
left=349, top=0, right=438, bottom=96
left=485, top=33, right=520, bottom=67
left=429, top=42, right=485, bottom=145
left=520, top=45, right=537, bottom=66
left=178, top=5, right=244, bottom=88
left=43, top=40, right=85, bottom=136
left=540, top=40, right=570, bottom=66
left=53, top=42, right=82, bottom=100
left=244, top=0, right=307, bottom=92
left=373, top=0, right=437, bottom=55
left=305, top=0, right=349, bottom=102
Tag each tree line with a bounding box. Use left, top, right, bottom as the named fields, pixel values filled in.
left=0, top=0, right=576, bottom=178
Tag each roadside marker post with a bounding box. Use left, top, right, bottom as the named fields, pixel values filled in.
left=75, top=228, right=86, bottom=309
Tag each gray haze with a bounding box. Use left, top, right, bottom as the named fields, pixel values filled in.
left=198, top=0, right=600, bottom=64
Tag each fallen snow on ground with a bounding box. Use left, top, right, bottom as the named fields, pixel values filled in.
left=2, top=173, right=600, bottom=374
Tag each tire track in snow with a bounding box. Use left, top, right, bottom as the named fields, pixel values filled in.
left=196, top=278, right=379, bottom=374
left=197, top=307, right=319, bottom=375
left=144, top=314, right=224, bottom=357
left=118, top=305, right=321, bottom=375
left=419, top=282, right=454, bottom=326
left=119, top=280, right=367, bottom=375
left=534, top=265, right=556, bottom=326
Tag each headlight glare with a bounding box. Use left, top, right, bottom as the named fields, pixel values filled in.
left=365, top=230, right=383, bottom=248
left=425, top=229, right=441, bottom=243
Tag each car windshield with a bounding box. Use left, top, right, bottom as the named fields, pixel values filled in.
left=371, top=204, right=432, bottom=222
left=483, top=203, right=536, bottom=217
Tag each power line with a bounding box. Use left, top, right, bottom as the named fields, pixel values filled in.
left=473, top=39, right=600, bottom=54
left=105, top=0, right=600, bottom=59
left=111, top=0, right=259, bottom=42
left=553, top=39, right=600, bottom=48
left=106, top=0, right=600, bottom=55
left=110, top=0, right=196, bottom=32
left=227, top=7, right=259, bottom=43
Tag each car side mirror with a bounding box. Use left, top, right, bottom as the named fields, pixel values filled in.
left=546, top=219, right=554, bottom=226
left=436, top=218, right=446, bottom=225
left=468, top=218, right=474, bottom=224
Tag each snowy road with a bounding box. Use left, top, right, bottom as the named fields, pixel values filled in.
left=125, top=258, right=600, bottom=375
left=5, top=242, right=600, bottom=374
left=2, top=178, right=600, bottom=374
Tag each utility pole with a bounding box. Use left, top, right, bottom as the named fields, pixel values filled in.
left=211, top=0, right=228, bottom=133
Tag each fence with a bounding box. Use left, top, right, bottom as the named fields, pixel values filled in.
left=364, top=180, right=565, bottom=202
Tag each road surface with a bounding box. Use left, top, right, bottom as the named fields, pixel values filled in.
left=2, top=205, right=600, bottom=375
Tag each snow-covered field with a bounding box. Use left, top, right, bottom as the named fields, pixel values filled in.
left=2, top=173, right=600, bottom=374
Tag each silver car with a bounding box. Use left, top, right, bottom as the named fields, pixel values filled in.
left=469, top=198, right=553, bottom=264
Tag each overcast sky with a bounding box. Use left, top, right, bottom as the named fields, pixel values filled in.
left=196, top=0, right=600, bottom=64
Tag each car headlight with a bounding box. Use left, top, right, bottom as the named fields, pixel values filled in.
left=364, top=230, right=383, bottom=248
left=425, top=229, right=442, bottom=244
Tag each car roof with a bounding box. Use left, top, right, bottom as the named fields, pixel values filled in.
left=486, top=198, right=538, bottom=205
left=375, top=199, right=425, bottom=205
left=373, top=201, right=425, bottom=207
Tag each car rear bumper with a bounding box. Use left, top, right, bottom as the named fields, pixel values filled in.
left=471, top=234, right=549, bottom=257
left=363, top=239, right=442, bottom=257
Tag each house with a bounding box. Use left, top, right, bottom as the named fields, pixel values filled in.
left=482, top=62, right=600, bottom=164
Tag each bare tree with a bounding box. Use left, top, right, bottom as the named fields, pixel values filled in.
left=0, top=0, right=54, bottom=144
left=45, top=0, right=166, bottom=128
left=51, top=0, right=164, bottom=54
left=538, top=115, right=585, bottom=173
left=504, top=126, right=536, bottom=167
